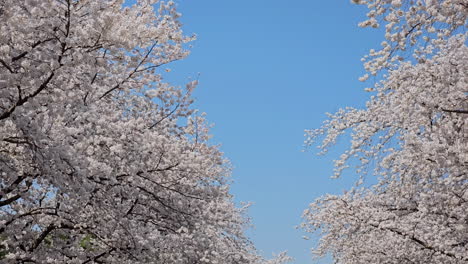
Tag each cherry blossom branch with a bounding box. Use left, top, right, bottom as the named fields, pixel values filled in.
left=441, top=108, right=468, bottom=114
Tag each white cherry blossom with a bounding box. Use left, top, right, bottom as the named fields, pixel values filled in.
left=303, top=1, right=468, bottom=263
left=0, top=1, right=290, bottom=263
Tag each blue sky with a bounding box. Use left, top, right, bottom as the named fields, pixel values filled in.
left=163, top=1, right=384, bottom=263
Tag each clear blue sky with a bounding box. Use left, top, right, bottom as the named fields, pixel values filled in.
left=163, top=1, right=383, bottom=263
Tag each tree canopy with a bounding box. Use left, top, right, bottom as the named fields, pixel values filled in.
left=302, top=1, right=468, bottom=263
left=0, top=1, right=290, bottom=263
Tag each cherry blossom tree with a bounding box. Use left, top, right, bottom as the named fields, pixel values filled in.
left=0, top=1, right=291, bottom=263
left=302, top=1, right=467, bottom=263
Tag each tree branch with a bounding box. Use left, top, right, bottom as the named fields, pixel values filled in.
left=441, top=108, right=468, bottom=114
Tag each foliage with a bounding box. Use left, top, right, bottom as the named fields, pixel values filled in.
left=0, top=0, right=291, bottom=263
left=302, top=0, right=468, bottom=263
